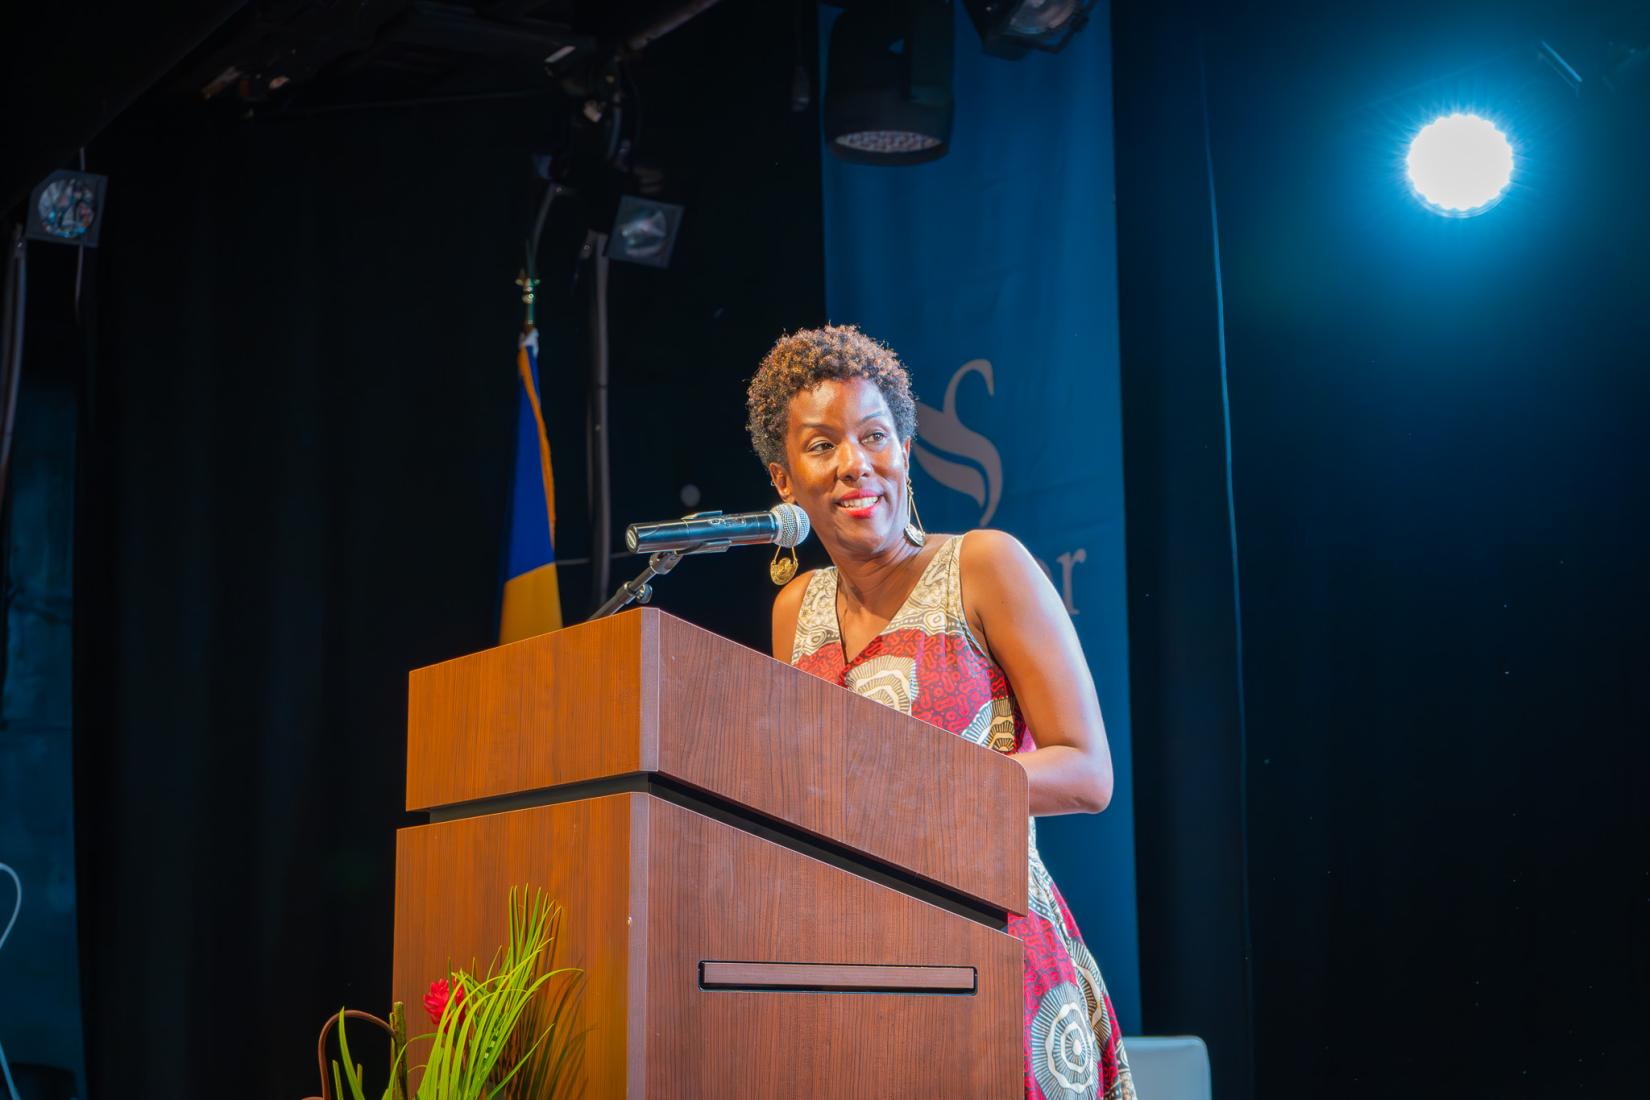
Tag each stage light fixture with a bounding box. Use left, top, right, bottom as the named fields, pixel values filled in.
left=823, top=0, right=954, bottom=165
left=1405, top=113, right=1514, bottom=217
left=607, top=195, right=684, bottom=268
left=963, top=0, right=1094, bottom=58
left=26, top=170, right=108, bottom=247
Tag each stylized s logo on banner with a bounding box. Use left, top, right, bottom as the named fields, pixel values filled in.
left=914, top=359, right=1004, bottom=526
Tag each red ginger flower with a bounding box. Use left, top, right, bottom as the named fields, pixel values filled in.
left=423, top=977, right=467, bottom=1025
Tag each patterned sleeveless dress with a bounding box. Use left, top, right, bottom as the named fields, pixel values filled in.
left=789, top=533, right=1136, bottom=1100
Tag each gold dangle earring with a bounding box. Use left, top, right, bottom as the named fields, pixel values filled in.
left=904, top=479, right=927, bottom=548
left=771, top=486, right=799, bottom=585
left=770, top=540, right=799, bottom=586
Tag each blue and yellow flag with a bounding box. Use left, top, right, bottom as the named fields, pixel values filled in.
left=499, top=327, right=563, bottom=641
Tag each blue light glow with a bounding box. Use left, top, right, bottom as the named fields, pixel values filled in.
left=1405, top=113, right=1514, bottom=216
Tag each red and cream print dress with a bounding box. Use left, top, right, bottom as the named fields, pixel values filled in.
left=789, top=532, right=1136, bottom=1100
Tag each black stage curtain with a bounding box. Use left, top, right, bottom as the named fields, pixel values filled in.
left=1112, top=2, right=1257, bottom=1096
left=76, top=101, right=533, bottom=1096
left=74, top=5, right=821, bottom=1093
left=1118, top=1, right=1650, bottom=1095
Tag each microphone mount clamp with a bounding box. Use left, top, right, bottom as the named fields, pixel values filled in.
left=586, top=512, right=728, bottom=622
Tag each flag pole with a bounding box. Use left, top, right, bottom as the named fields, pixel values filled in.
left=515, top=269, right=539, bottom=332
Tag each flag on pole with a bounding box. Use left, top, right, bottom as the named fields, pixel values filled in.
left=499, top=326, right=563, bottom=641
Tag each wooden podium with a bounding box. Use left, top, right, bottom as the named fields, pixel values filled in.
left=393, top=608, right=1027, bottom=1097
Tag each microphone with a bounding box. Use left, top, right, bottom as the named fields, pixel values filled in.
left=625, top=503, right=811, bottom=554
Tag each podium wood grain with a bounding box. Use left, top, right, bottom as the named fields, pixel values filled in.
left=392, top=793, right=1023, bottom=1097
left=406, top=609, right=1027, bottom=917
left=396, top=610, right=1028, bottom=1096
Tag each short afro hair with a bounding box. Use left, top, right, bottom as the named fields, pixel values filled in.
left=745, top=324, right=918, bottom=469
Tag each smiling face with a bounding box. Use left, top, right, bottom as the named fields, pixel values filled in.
left=769, top=377, right=913, bottom=560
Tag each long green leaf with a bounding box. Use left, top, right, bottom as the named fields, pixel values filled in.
left=345, top=886, right=586, bottom=1100
left=336, top=1010, right=369, bottom=1100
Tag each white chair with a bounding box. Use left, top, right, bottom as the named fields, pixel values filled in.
left=1125, top=1035, right=1212, bottom=1100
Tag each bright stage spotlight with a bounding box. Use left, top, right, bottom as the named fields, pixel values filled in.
left=1405, top=113, right=1515, bottom=216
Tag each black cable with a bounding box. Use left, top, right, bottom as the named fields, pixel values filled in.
left=0, top=223, right=27, bottom=524
left=0, top=862, right=21, bottom=1100
left=257, top=86, right=561, bottom=122
left=73, top=148, right=86, bottom=325
left=603, top=100, right=624, bottom=165
left=525, top=179, right=561, bottom=282
left=620, top=58, right=645, bottom=168
left=622, top=0, right=725, bottom=52
left=791, top=0, right=811, bottom=111
left=1198, top=39, right=1258, bottom=1090
left=586, top=233, right=612, bottom=607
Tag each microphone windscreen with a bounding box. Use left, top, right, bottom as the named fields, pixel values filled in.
left=771, top=503, right=811, bottom=548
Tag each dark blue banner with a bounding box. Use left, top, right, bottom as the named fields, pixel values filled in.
left=820, top=2, right=1139, bottom=1026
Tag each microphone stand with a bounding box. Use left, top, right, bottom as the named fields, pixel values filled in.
left=585, top=544, right=728, bottom=622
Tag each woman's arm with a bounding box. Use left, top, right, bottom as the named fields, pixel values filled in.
left=770, top=570, right=813, bottom=663
left=960, top=530, right=1114, bottom=815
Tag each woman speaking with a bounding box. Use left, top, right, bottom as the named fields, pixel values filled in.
left=748, top=325, right=1137, bottom=1100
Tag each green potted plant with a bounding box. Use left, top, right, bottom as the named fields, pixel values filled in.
left=304, top=886, right=584, bottom=1100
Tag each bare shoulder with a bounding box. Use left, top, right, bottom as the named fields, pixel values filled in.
left=957, top=528, right=1041, bottom=591
left=957, top=530, right=1074, bottom=666
left=957, top=529, right=1061, bottom=645
left=770, top=569, right=819, bottom=662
